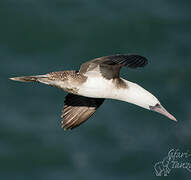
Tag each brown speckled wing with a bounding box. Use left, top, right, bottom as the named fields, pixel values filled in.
left=80, top=54, right=148, bottom=79
left=62, top=94, right=104, bottom=130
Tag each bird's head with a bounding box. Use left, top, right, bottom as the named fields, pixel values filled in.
left=124, top=80, right=177, bottom=121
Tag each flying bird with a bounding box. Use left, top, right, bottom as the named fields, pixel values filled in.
left=10, top=54, right=176, bottom=130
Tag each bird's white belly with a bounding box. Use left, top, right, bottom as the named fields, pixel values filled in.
left=78, top=77, right=116, bottom=98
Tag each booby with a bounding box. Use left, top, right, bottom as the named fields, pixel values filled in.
left=10, top=54, right=176, bottom=129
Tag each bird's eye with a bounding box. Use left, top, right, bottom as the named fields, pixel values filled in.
left=149, top=103, right=160, bottom=110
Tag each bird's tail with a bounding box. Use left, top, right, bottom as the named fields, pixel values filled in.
left=9, top=75, right=48, bottom=83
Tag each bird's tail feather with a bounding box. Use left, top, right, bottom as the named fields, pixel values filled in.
left=9, top=75, right=48, bottom=82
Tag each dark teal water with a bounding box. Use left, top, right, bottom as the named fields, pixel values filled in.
left=1, top=0, right=191, bottom=179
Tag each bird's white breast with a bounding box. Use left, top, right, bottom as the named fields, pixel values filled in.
left=78, top=76, right=119, bottom=99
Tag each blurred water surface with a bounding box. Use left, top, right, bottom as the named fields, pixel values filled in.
left=0, top=0, right=191, bottom=179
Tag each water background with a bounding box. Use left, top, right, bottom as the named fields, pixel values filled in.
left=1, top=0, right=191, bottom=179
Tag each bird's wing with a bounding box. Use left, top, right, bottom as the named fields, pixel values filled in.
left=61, top=93, right=104, bottom=130
left=79, top=54, right=148, bottom=79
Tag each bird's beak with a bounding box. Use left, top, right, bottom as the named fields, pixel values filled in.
left=149, top=104, right=177, bottom=122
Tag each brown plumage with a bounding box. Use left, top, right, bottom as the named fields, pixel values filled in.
left=48, top=70, right=87, bottom=83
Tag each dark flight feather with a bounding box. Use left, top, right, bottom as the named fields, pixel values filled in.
left=62, top=94, right=104, bottom=130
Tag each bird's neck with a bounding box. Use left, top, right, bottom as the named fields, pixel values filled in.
left=114, top=79, right=158, bottom=110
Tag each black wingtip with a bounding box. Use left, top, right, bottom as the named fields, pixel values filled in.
left=106, top=54, right=148, bottom=69
left=123, top=54, right=148, bottom=68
